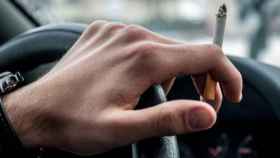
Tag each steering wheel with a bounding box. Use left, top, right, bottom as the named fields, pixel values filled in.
left=0, top=23, right=279, bottom=158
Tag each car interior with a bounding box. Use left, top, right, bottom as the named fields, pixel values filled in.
left=0, top=0, right=279, bottom=158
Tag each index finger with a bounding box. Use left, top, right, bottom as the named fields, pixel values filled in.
left=138, top=43, right=242, bottom=103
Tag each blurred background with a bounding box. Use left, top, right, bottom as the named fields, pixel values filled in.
left=15, top=0, right=280, bottom=67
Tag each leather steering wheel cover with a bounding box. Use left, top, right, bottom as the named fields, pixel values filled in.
left=230, top=57, right=280, bottom=120
left=0, top=23, right=86, bottom=72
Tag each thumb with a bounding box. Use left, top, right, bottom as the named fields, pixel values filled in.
left=117, top=100, right=217, bottom=143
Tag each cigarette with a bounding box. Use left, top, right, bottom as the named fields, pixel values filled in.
left=214, top=4, right=227, bottom=47
left=202, top=4, right=227, bottom=107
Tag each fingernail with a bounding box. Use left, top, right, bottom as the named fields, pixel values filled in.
left=188, top=107, right=214, bottom=131
left=238, top=94, right=243, bottom=102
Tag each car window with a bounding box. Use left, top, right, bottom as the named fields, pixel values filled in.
left=15, top=0, right=280, bottom=67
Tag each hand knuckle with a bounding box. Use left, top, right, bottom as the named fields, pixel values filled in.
left=106, top=22, right=126, bottom=33
left=88, top=20, right=107, bottom=31
left=84, top=20, right=107, bottom=37
left=130, top=42, right=163, bottom=80
left=136, top=42, right=158, bottom=57
left=123, top=25, right=148, bottom=41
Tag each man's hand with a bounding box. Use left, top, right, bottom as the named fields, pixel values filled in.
left=3, top=21, right=242, bottom=155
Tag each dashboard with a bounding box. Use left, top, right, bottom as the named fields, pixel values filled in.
left=169, top=76, right=279, bottom=158
left=179, top=126, right=258, bottom=158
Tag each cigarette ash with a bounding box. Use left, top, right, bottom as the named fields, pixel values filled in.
left=217, top=4, right=227, bottom=18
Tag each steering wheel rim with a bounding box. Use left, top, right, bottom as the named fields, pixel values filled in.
left=0, top=23, right=180, bottom=158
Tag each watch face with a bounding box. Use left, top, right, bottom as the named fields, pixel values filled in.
left=0, top=72, right=24, bottom=95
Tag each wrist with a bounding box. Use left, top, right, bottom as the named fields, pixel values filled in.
left=2, top=86, right=49, bottom=148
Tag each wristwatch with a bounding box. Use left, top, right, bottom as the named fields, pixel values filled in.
left=0, top=72, right=37, bottom=157
left=0, top=72, right=24, bottom=95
